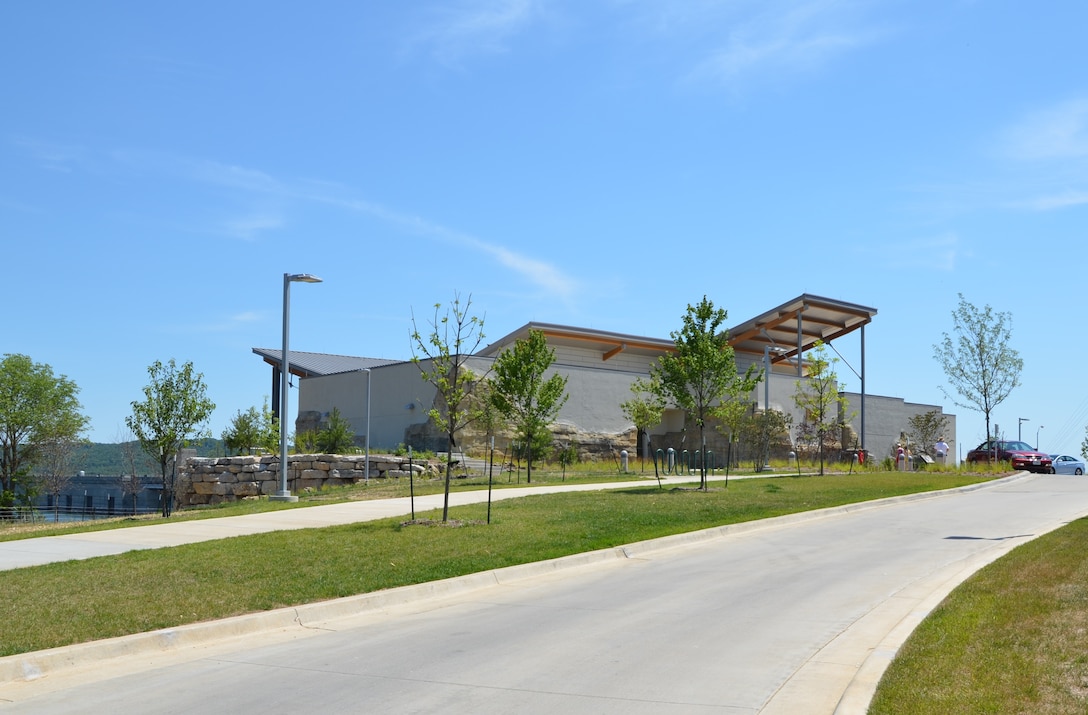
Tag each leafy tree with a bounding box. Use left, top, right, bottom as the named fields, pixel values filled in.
left=0, top=354, right=89, bottom=511
left=489, top=329, right=569, bottom=485
left=37, top=435, right=82, bottom=521
left=792, top=340, right=853, bottom=476
left=650, top=296, right=758, bottom=490
left=933, top=293, right=1022, bottom=442
left=620, top=376, right=666, bottom=473
left=907, top=409, right=950, bottom=460
left=315, top=407, right=356, bottom=453
left=714, top=397, right=753, bottom=482
left=411, top=293, right=487, bottom=522
left=223, top=406, right=261, bottom=455
left=126, top=359, right=215, bottom=517
left=222, top=401, right=278, bottom=456
left=745, top=408, right=793, bottom=472
left=295, top=429, right=319, bottom=454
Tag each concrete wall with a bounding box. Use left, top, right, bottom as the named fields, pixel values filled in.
left=292, top=340, right=957, bottom=467
left=840, top=392, right=957, bottom=464
left=299, top=360, right=446, bottom=451
left=298, top=351, right=654, bottom=454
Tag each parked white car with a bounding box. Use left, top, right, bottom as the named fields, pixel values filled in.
left=1049, top=454, right=1086, bottom=475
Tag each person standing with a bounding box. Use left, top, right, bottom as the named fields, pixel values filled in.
left=935, top=437, right=949, bottom=465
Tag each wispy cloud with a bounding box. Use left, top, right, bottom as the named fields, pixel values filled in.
left=1013, top=190, right=1088, bottom=212
left=412, top=0, right=547, bottom=65
left=859, top=231, right=963, bottom=272
left=683, top=0, right=887, bottom=87
left=993, top=98, right=1088, bottom=212
left=222, top=212, right=284, bottom=240
left=315, top=190, right=579, bottom=303
left=1000, top=98, right=1088, bottom=161
left=12, top=137, right=88, bottom=173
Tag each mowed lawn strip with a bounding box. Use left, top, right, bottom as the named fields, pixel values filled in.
left=2, top=472, right=990, bottom=657
left=869, top=514, right=1088, bottom=714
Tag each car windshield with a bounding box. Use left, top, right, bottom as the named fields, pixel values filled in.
left=1003, top=441, right=1035, bottom=451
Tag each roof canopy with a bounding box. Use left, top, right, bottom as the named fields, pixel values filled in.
left=728, top=294, right=877, bottom=364
left=251, top=348, right=399, bottom=378
left=255, top=294, right=877, bottom=372
left=478, top=323, right=675, bottom=362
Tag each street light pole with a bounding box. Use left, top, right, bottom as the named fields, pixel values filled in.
left=763, top=344, right=771, bottom=412
left=273, top=272, right=322, bottom=503
left=1037, top=425, right=1044, bottom=450
left=1018, top=417, right=1029, bottom=442
left=361, top=368, right=371, bottom=486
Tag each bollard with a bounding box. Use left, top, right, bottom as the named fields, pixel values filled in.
left=620, top=449, right=629, bottom=473
left=667, top=448, right=676, bottom=474
left=897, top=453, right=907, bottom=472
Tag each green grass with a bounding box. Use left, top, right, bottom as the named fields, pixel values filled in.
left=0, top=471, right=989, bottom=658
left=869, top=515, right=1088, bottom=714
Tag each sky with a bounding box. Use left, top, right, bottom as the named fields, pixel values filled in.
left=3, top=1, right=1087, bottom=459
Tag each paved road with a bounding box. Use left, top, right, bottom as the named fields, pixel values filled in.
left=3, top=473, right=1088, bottom=714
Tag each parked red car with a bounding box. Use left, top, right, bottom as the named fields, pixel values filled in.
left=965, top=440, right=1052, bottom=473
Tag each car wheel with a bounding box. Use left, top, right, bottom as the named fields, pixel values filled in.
left=1077, top=468, right=1084, bottom=475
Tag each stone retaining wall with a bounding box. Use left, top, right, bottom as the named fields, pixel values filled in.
left=178, top=454, right=441, bottom=507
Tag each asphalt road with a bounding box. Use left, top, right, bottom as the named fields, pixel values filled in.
left=4, top=473, right=1088, bottom=714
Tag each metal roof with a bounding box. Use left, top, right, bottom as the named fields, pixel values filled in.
left=478, top=322, right=675, bottom=362
left=727, top=294, right=877, bottom=364
left=251, top=348, right=402, bottom=378
left=254, top=294, right=876, bottom=374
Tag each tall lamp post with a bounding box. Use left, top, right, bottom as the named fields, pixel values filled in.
left=360, top=368, right=371, bottom=486
left=273, top=272, right=323, bottom=502
left=1018, top=417, right=1029, bottom=443
left=1037, top=425, right=1044, bottom=450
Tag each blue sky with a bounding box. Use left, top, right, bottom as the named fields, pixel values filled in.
left=3, top=1, right=1086, bottom=459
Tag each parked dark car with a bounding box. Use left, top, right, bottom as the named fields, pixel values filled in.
left=965, top=440, right=1052, bottom=473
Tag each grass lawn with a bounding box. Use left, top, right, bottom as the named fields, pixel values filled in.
left=869, top=514, right=1088, bottom=714
left=0, top=470, right=990, bottom=658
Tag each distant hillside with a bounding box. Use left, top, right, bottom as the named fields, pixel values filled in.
left=72, top=439, right=227, bottom=476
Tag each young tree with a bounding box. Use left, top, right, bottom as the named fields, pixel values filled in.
left=907, top=409, right=950, bottom=460
left=116, top=427, right=150, bottom=515
left=933, top=293, right=1022, bottom=442
left=410, top=293, right=487, bottom=522
left=792, top=340, right=853, bottom=476
left=747, top=408, right=793, bottom=472
left=126, top=359, right=215, bottom=517
left=222, top=401, right=279, bottom=456
left=315, top=407, right=356, bottom=453
left=714, top=397, right=752, bottom=482
left=650, top=296, right=758, bottom=490
left=620, top=376, right=666, bottom=473
left=222, top=405, right=261, bottom=455
left=37, top=435, right=81, bottom=521
left=0, top=354, right=89, bottom=511
left=489, top=329, right=569, bottom=485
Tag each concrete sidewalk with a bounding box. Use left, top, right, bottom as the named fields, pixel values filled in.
left=0, top=474, right=705, bottom=572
